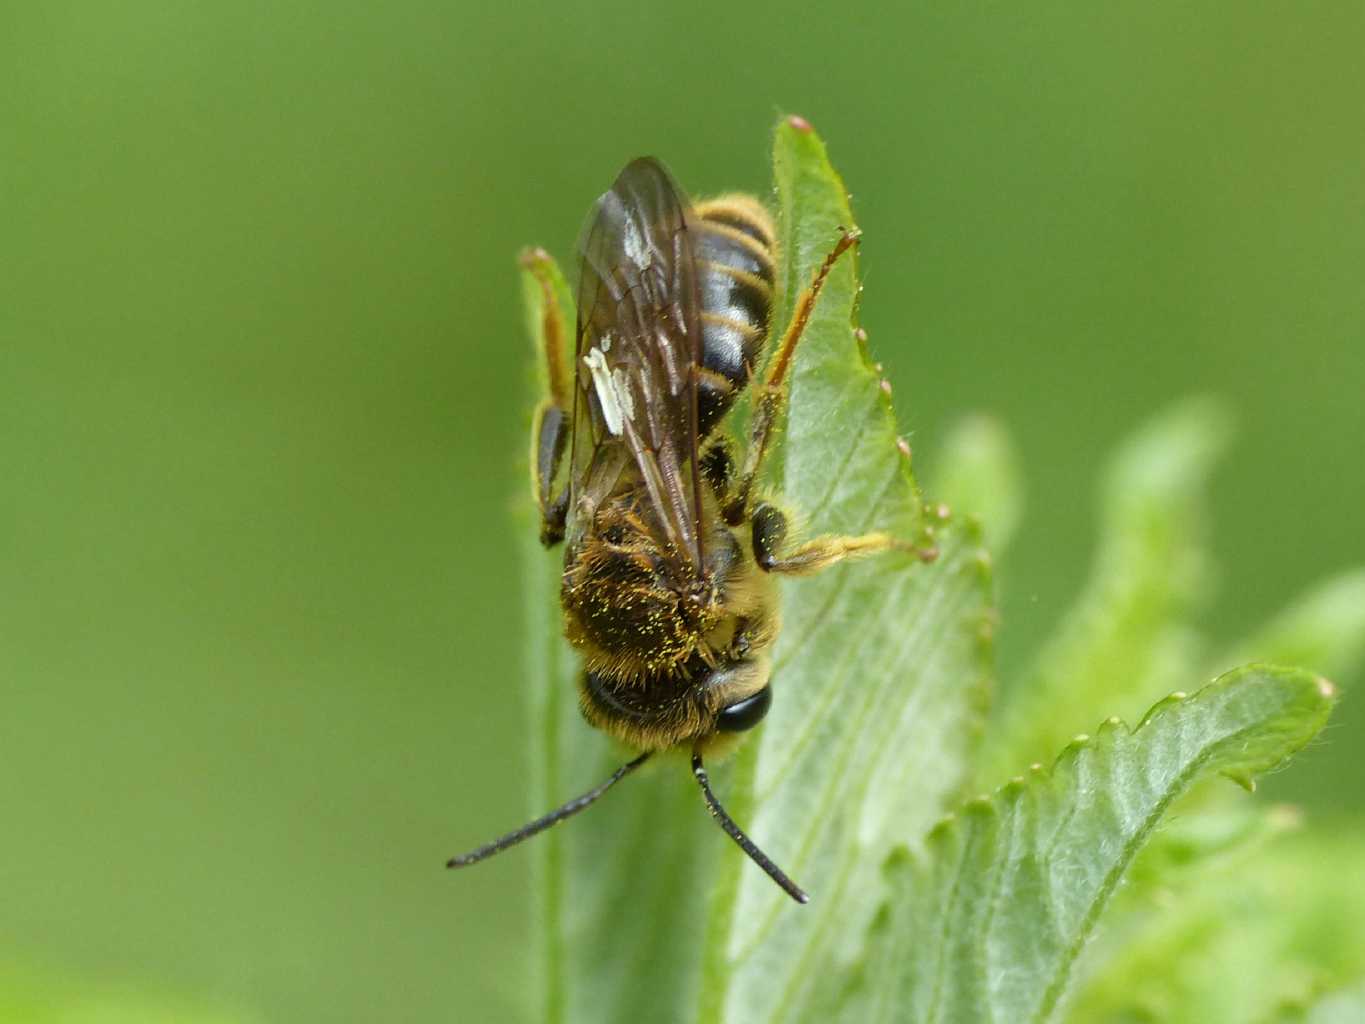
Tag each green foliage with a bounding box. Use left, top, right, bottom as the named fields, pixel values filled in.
left=514, top=117, right=1357, bottom=1023
left=931, top=414, right=1024, bottom=556
left=980, top=397, right=1232, bottom=787
left=1299, top=982, right=1365, bottom=1024
left=1068, top=824, right=1365, bottom=1022
left=852, top=667, right=1334, bottom=1024
left=699, top=119, right=991, bottom=1024
left=1220, top=570, right=1365, bottom=681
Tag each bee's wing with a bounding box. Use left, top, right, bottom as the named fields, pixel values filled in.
left=568, top=157, right=704, bottom=569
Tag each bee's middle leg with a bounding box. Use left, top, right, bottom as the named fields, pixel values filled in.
left=532, top=402, right=569, bottom=546
left=750, top=501, right=936, bottom=575
left=523, top=248, right=572, bottom=547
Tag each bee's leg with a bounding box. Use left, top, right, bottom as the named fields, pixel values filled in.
left=700, top=436, right=736, bottom=510
left=751, top=501, right=937, bottom=575
left=523, top=248, right=573, bottom=547
left=723, top=229, right=861, bottom=523
left=532, top=402, right=570, bottom=546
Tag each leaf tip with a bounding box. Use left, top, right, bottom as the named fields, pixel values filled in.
left=1097, top=716, right=1126, bottom=737
left=518, top=245, right=551, bottom=269
left=926, top=814, right=957, bottom=846
left=1001, top=777, right=1029, bottom=802
left=961, top=796, right=997, bottom=825
left=787, top=113, right=814, bottom=133
left=1053, top=733, right=1093, bottom=768
left=1137, top=691, right=1190, bottom=728
left=883, top=844, right=913, bottom=873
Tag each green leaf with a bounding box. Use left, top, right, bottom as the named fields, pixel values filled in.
left=1068, top=822, right=1365, bottom=1023
left=1120, top=793, right=1300, bottom=888
left=1121, top=566, right=1365, bottom=899
left=515, top=117, right=994, bottom=1024
left=852, top=665, right=1335, bottom=1024
left=981, top=398, right=1232, bottom=785
left=1297, top=982, right=1365, bottom=1024
left=699, top=121, right=994, bottom=1024
left=929, top=414, right=1025, bottom=556
left=1218, top=569, right=1365, bottom=683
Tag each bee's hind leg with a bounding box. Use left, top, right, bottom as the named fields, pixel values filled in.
left=724, top=229, right=860, bottom=523
left=522, top=248, right=572, bottom=547
left=750, top=502, right=937, bottom=576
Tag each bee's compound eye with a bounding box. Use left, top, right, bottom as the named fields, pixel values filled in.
left=716, top=685, right=772, bottom=733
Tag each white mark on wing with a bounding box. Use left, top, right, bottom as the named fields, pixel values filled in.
left=622, top=219, right=650, bottom=270
left=583, top=347, right=634, bottom=436
left=612, top=368, right=634, bottom=422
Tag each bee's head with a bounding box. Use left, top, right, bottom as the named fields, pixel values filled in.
left=578, top=632, right=775, bottom=752
left=698, top=651, right=774, bottom=735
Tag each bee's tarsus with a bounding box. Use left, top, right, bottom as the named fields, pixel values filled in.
left=691, top=750, right=809, bottom=905
left=446, top=752, right=652, bottom=869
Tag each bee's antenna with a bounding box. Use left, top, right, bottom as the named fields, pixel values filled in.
left=690, top=751, right=809, bottom=904
left=447, top=751, right=651, bottom=868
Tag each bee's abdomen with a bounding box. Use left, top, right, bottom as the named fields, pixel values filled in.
left=693, top=196, right=776, bottom=434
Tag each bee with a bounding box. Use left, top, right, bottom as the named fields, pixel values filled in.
left=448, top=156, right=922, bottom=903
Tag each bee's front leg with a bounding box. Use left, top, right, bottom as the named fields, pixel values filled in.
left=750, top=502, right=936, bottom=576
left=522, top=248, right=572, bottom=547
left=724, top=229, right=860, bottom=524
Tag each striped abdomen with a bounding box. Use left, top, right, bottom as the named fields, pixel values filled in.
left=693, top=195, right=776, bottom=435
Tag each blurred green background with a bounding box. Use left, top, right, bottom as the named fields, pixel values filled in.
left=3, top=2, right=1363, bottom=1021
